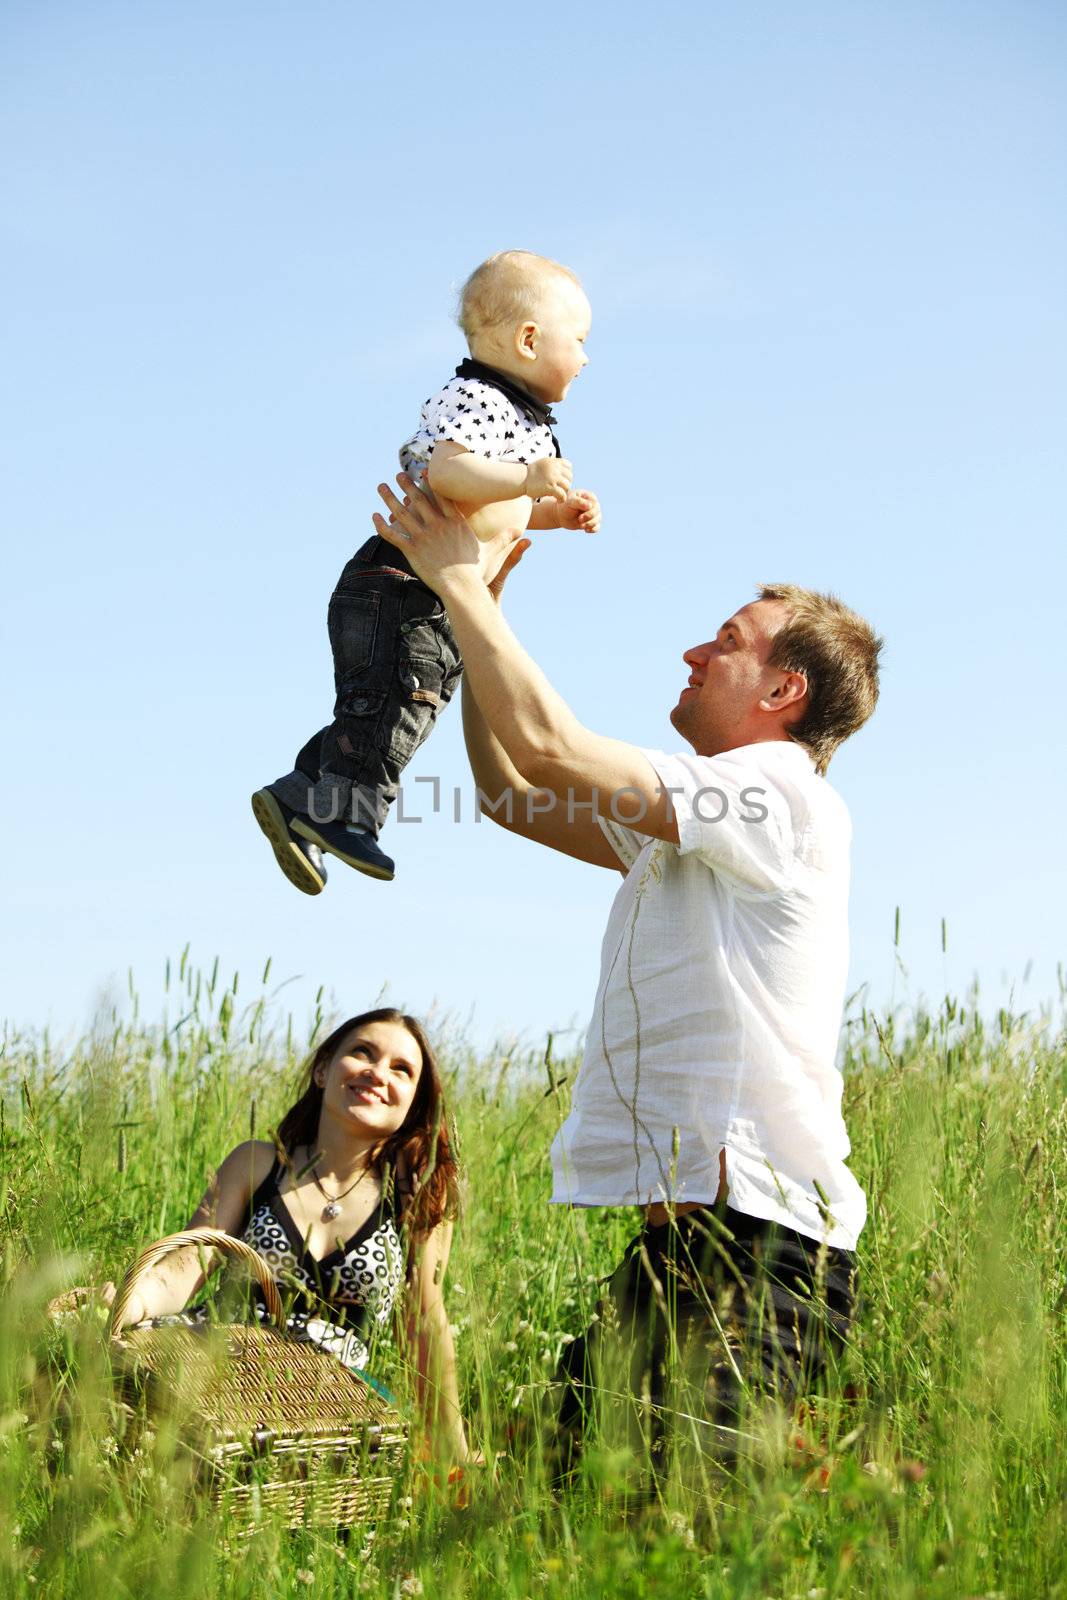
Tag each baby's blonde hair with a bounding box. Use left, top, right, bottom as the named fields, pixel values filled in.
left=458, top=250, right=583, bottom=342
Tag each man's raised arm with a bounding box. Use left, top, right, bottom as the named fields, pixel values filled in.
left=461, top=674, right=624, bottom=870
left=373, top=477, right=679, bottom=851
left=455, top=536, right=621, bottom=869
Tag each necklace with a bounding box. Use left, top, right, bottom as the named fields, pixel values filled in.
left=308, top=1155, right=372, bottom=1222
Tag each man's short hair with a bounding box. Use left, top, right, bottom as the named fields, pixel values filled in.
left=457, top=250, right=583, bottom=342
left=759, top=582, right=883, bottom=774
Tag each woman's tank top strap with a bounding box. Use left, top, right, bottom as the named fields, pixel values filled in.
left=382, top=1157, right=413, bottom=1229
left=236, top=1151, right=285, bottom=1239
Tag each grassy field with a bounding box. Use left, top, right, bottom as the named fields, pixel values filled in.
left=1, top=952, right=1065, bottom=1599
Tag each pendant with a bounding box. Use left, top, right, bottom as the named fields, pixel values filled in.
left=321, top=1201, right=341, bottom=1221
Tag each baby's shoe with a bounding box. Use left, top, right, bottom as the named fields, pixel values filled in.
left=290, top=815, right=395, bottom=882
left=251, top=789, right=328, bottom=895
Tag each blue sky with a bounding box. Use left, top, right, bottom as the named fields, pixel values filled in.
left=2, top=1, right=1065, bottom=1052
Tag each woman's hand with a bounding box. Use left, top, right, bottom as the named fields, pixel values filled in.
left=373, top=474, right=527, bottom=600
left=109, top=1289, right=151, bottom=1333
left=46, top=1280, right=143, bottom=1326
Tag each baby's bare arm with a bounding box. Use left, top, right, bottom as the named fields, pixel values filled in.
left=428, top=443, right=573, bottom=509
left=529, top=489, right=601, bottom=534
left=427, top=442, right=530, bottom=506
left=527, top=500, right=562, bottom=530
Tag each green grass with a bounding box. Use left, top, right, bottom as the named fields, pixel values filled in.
left=2, top=952, right=1065, bottom=1598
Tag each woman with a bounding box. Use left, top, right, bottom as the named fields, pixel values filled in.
left=106, top=1007, right=471, bottom=1463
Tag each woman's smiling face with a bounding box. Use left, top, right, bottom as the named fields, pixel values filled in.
left=315, top=1018, right=423, bottom=1140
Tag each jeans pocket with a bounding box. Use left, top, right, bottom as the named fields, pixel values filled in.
left=338, top=685, right=386, bottom=722
left=387, top=691, right=439, bottom=767
left=398, top=610, right=445, bottom=664
left=327, top=681, right=387, bottom=780
left=328, top=591, right=380, bottom=678
left=396, top=610, right=448, bottom=700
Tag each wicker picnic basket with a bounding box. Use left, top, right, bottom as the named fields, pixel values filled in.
left=107, top=1227, right=408, bottom=1529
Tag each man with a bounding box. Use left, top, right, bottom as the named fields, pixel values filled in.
left=373, top=475, right=882, bottom=1468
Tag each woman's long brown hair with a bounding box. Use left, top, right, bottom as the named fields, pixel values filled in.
left=276, top=1008, right=459, bottom=1238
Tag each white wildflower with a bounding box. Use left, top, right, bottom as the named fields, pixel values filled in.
left=667, top=1511, right=695, bottom=1548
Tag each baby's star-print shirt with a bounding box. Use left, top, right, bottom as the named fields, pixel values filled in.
left=400, top=374, right=558, bottom=475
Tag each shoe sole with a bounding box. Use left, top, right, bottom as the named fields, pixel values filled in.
left=251, top=790, right=325, bottom=896
left=291, top=817, right=395, bottom=881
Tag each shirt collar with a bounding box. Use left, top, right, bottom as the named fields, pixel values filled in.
left=455, top=357, right=558, bottom=434
left=708, top=739, right=818, bottom=771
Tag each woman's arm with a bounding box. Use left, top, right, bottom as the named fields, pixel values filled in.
left=110, top=1140, right=276, bottom=1330
left=400, top=1219, right=471, bottom=1464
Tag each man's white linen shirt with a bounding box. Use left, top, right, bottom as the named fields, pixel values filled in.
left=549, top=740, right=866, bottom=1250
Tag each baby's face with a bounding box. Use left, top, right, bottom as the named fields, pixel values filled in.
left=526, top=278, right=591, bottom=404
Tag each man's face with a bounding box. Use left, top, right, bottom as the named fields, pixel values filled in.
left=670, top=599, right=792, bottom=755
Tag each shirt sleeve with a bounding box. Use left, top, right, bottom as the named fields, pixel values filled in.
left=415, top=381, right=511, bottom=461
left=642, top=747, right=795, bottom=891
left=596, top=813, right=648, bottom=870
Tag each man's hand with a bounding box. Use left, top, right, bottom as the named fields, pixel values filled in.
left=383, top=471, right=678, bottom=860
left=557, top=490, right=601, bottom=533
left=524, top=456, right=573, bottom=503
left=373, top=475, right=526, bottom=599
left=487, top=536, right=531, bottom=603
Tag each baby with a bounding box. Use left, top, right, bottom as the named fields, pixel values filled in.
left=252, top=250, right=600, bottom=891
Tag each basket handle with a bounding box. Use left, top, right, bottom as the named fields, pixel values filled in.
left=107, top=1227, right=286, bottom=1337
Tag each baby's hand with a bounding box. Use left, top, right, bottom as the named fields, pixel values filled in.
left=558, top=490, right=601, bottom=534
left=525, top=456, right=573, bottom=503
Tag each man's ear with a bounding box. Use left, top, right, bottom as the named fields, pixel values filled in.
left=762, top=671, right=808, bottom=718
left=514, top=318, right=539, bottom=364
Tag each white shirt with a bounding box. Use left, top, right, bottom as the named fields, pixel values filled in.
left=400, top=375, right=557, bottom=472
left=549, top=741, right=866, bottom=1249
